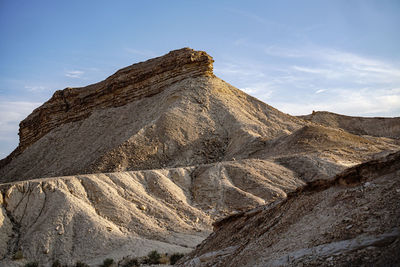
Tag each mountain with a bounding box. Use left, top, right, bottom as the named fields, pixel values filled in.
left=0, top=48, right=399, bottom=266
left=0, top=48, right=303, bottom=183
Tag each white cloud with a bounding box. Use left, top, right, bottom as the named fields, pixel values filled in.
left=24, top=85, right=47, bottom=92
left=216, top=41, right=400, bottom=117
left=0, top=101, right=42, bottom=157
left=272, top=87, right=400, bottom=116
left=124, top=48, right=157, bottom=58
left=315, top=89, right=327, bottom=94
left=65, top=70, right=84, bottom=78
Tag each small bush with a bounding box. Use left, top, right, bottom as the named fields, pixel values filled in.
left=24, top=262, right=39, bottom=267
left=170, top=253, right=185, bottom=265
left=13, top=250, right=24, bottom=260
left=159, top=255, right=169, bottom=264
left=52, top=260, right=69, bottom=267
left=146, top=250, right=161, bottom=264
left=120, top=257, right=139, bottom=267
left=75, top=261, right=90, bottom=267
left=100, top=258, right=114, bottom=267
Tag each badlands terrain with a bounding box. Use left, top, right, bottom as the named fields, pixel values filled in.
left=0, top=48, right=399, bottom=266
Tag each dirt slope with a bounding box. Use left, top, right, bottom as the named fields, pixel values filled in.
left=179, top=151, right=400, bottom=266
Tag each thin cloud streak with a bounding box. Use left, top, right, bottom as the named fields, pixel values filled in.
left=0, top=101, right=41, bottom=141
left=65, top=70, right=84, bottom=78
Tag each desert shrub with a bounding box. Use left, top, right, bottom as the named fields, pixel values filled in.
left=100, top=258, right=114, bottom=267
left=13, top=250, right=24, bottom=260
left=24, top=262, right=39, bottom=267
left=170, top=253, right=185, bottom=265
left=146, top=250, right=161, bottom=264
left=120, top=257, right=139, bottom=267
left=52, top=260, right=68, bottom=267
left=159, top=254, right=169, bottom=264
left=75, top=261, right=90, bottom=267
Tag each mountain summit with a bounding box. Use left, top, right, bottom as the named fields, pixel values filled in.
left=0, top=48, right=399, bottom=266
left=0, top=48, right=304, bottom=183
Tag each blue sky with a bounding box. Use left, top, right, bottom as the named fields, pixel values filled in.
left=0, top=0, right=400, bottom=157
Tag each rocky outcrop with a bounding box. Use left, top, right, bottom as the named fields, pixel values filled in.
left=179, top=151, right=400, bottom=266
left=299, top=111, right=400, bottom=139
left=14, top=48, right=214, bottom=156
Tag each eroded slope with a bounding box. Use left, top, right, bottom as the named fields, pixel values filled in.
left=0, top=159, right=304, bottom=265
left=179, top=151, right=400, bottom=267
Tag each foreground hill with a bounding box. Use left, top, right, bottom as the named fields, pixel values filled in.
left=0, top=48, right=399, bottom=265
left=0, top=159, right=304, bottom=266
left=179, top=151, right=400, bottom=266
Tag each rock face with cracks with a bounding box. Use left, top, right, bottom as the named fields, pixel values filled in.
left=0, top=48, right=399, bottom=266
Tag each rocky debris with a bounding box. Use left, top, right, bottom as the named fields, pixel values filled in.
left=179, top=151, right=400, bottom=266
left=0, top=159, right=304, bottom=265
left=299, top=111, right=400, bottom=139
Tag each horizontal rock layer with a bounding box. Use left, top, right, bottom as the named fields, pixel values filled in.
left=17, top=48, right=214, bottom=154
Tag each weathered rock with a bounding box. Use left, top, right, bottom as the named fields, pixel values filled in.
left=178, top=151, right=400, bottom=266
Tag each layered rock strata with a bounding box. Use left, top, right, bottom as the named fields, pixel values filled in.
left=14, top=48, right=214, bottom=157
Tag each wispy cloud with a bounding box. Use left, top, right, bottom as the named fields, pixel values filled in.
left=215, top=41, right=400, bottom=117
left=24, top=85, right=47, bottom=92
left=0, top=101, right=42, bottom=157
left=315, top=89, right=327, bottom=94
left=273, top=87, right=400, bottom=116
left=65, top=70, right=84, bottom=78
left=124, top=48, right=157, bottom=58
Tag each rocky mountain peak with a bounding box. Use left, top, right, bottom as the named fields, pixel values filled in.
left=14, top=48, right=213, bottom=156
